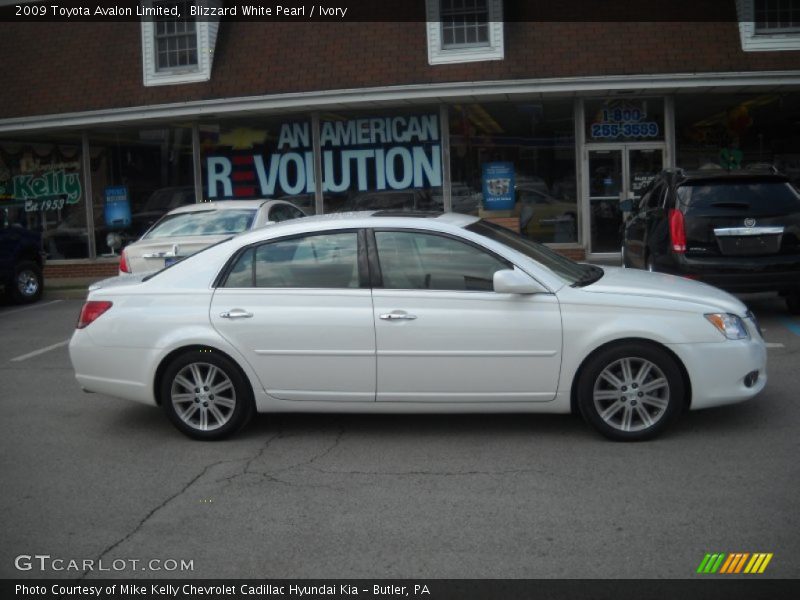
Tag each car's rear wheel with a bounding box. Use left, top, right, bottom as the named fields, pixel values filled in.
left=577, top=343, right=684, bottom=441
left=160, top=350, right=254, bottom=440
left=9, top=261, right=43, bottom=304
left=786, top=291, right=800, bottom=315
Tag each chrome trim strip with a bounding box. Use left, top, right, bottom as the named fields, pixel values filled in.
left=713, top=227, right=784, bottom=237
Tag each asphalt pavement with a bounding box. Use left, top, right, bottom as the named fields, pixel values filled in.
left=0, top=291, right=798, bottom=579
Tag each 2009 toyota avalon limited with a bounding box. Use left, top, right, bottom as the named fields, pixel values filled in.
left=68, top=212, right=767, bottom=441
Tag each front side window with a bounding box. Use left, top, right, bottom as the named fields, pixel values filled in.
left=224, top=232, right=360, bottom=289
left=375, top=230, right=508, bottom=291
left=145, top=209, right=256, bottom=238
left=268, top=204, right=305, bottom=223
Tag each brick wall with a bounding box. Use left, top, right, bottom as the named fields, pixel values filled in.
left=44, top=261, right=119, bottom=279
left=2, top=16, right=799, bottom=119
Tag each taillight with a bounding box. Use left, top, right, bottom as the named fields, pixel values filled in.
left=119, top=249, right=130, bottom=273
left=77, top=301, right=113, bottom=329
left=669, top=208, right=686, bottom=253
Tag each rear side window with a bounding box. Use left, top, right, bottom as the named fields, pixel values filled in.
left=677, top=181, right=800, bottom=215
left=223, top=232, right=359, bottom=289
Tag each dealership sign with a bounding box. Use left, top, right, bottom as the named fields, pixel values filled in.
left=206, top=115, right=442, bottom=198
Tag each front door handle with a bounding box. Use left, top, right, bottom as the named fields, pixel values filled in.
left=220, top=309, right=253, bottom=319
left=379, top=311, right=417, bottom=321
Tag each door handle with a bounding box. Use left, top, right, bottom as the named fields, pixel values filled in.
left=379, top=311, right=417, bottom=321
left=220, top=309, right=253, bottom=319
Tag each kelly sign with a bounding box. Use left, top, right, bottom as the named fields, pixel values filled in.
left=207, top=115, right=442, bottom=199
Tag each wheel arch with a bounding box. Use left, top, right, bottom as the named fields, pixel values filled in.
left=153, top=344, right=254, bottom=406
left=569, top=337, right=692, bottom=414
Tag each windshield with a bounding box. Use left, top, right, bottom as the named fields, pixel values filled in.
left=466, top=220, right=596, bottom=285
left=144, top=209, right=256, bottom=239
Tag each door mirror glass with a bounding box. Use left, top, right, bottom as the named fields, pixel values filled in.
left=493, top=269, right=547, bottom=294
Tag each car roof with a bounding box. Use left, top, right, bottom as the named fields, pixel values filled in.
left=231, top=210, right=479, bottom=242
left=668, top=169, right=790, bottom=184
left=167, top=199, right=273, bottom=214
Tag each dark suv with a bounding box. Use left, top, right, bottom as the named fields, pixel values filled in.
left=0, top=225, right=45, bottom=304
left=622, top=168, right=800, bottom=313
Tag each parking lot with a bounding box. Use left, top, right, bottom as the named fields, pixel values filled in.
left=0, top=291, right=798, bottom=579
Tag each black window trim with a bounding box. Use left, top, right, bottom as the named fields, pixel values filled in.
left=213, top=228, right=370, bottom=290
left=366, top=227, right=513, bottom=292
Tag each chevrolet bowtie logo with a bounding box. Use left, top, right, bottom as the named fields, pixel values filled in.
left=697, top=552, right=773, bottom=574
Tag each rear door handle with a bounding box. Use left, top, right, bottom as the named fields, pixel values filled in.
left=220, top=309, right=253, bottom=319
left=379, top=311, right=417, bottom=321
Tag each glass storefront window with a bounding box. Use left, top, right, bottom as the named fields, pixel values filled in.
left=584, top=98, right=664, bottom=144
left=86, top=126, right=195, bottom=256
left=200, top=115, right=316, bottom=215
left=320, top=108, right=443, bottom=213
left=0, top=134, right=87, bottom=259
left=675, top=93, right=800, bottom=187
left=449, top=101, right=578, bottom=244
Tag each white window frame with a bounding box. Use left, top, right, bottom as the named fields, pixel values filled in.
left=426, top=0, right=504, bottom=65
left=141, top=1, right=213, bottom=86
left=737, top=0, right=800, bottom=51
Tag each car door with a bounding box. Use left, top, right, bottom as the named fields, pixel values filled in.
left=210, top=229, right=376, bottom=402
left=369, top=229, right=562, bottom=403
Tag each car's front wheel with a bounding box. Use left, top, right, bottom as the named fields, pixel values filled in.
left=160, top=350, right=254, bottom=440
left=9, top=261, right=43, bottom=304
left=577, top=343, right=684, bottom=441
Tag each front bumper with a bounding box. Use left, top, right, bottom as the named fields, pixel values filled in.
left=667, top=333, right=767, bottom=410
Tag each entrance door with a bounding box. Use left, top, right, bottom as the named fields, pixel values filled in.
left=585, top=144, right=664, bottom=256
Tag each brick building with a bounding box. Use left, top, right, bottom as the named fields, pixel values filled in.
left=1, top=0, right=799, bottom=278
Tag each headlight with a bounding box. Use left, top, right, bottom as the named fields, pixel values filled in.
left=705, top=313, right=749, bottom=340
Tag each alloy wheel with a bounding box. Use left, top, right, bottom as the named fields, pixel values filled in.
left=592, top=357, right=670, bottom=433
left=16, top=269, right=39, bottom=298
left=170, top=362, right=236, bottom=432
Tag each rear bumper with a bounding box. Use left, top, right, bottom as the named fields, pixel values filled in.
left=661, top=253, right=800, bottom=293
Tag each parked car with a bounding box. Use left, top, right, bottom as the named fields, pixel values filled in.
left=517, top=186, right=578, bottom=243
left=623, top=168, right=800, bottom=313
left=119, top=199, right=306, bottom=274
left=43, top=186, right=196, bottom=259
left=0, top=225, right=45, bottom=304
left=339, top=190, right=443, bottom=212
left=70, top=211, right=766, bottom=441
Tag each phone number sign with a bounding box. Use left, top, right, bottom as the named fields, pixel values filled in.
left=590, top=106, right=659, bottom=140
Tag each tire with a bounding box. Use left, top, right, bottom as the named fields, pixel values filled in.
left=160, top=350, right=254, bottom=440
left=577, top=342, right=684, bottom=441
left=9, top=261, right=43, bottom=304
left=787, top=291, right=800, bottom=315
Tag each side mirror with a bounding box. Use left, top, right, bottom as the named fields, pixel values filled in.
left=493, top=269, right=548, bottom=294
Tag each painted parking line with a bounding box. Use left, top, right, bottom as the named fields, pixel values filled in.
left=0, top=299, right=63, bottom=317
left=780, top=318, right=800, bottom=337
left=765, top=342, right=785, bottom=349
left=10, top=340, right=70, bottom=362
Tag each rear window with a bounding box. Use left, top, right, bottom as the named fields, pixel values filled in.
left=144, top=209, right=256, bottom=239
left=677, top=180, right=800, bottom=215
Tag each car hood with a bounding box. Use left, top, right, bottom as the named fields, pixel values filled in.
left=582, top=266, right=747, bottom=314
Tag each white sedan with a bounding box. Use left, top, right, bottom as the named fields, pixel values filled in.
left=119, top=199, right=306, bottom=274
left=69, top=212, right=766, bottom=441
